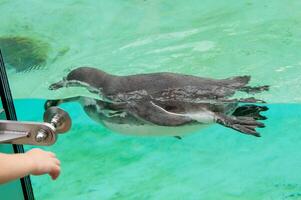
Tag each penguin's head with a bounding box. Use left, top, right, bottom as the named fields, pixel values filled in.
left=49, top=67, right=108, bottom=90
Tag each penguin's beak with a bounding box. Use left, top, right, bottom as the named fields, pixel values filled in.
left=49, top=79, right=66, bottom=90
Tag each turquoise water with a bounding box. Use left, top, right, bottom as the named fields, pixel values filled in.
left=1, top=0, right=301, bottom=102
left=1, top=0, right=301, bottom=199
left=15, top=100, right=301, bottom=200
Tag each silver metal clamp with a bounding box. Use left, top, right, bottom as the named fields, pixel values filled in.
left=0, top=107, right=71, bottom=146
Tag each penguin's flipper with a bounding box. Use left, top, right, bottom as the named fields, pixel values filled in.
left=127, top=101, right=192, bottom=126
left=215, top=113, right=265, bottom=137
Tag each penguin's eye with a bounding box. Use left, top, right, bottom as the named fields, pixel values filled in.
left=165, top=105, right=176, bottom=111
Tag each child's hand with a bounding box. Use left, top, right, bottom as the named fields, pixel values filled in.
left=25, top=148, right=61, bottom=180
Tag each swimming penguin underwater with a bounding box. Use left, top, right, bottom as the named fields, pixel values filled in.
left=45, top=67, right=269, bottom=138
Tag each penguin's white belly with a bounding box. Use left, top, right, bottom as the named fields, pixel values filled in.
left=183, top=110, right=215, bottom=124
left=102, top=110, right=215, bottom=136
left=86, top=101, right=216, bottom=136
left=102, top=121, right=211, bottom=136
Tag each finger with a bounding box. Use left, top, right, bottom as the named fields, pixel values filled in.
left=47, top=152, right=56, bottom=158
left=53, top=158, right=61, bottom=166
left=50, top=165, right=61, bottom=180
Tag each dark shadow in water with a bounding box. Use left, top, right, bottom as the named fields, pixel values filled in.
left=0, top=36, right=50, bottom=72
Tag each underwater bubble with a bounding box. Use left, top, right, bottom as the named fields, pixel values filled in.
left=0, top=36, right=50, bottom=72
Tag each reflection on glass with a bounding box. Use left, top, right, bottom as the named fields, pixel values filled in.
left=0, top=102, right=4, bottom=120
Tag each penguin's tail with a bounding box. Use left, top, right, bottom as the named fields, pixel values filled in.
left=223, top=75, right=251, bottom=88
left=223, top=75, right=269, bottom=94
left=238, top=85, right=270, bottom=94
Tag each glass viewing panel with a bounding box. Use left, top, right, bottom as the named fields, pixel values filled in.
left=1, top=1, right=301, bottom=199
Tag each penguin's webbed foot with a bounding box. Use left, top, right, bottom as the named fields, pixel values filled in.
left=232, top=105, right=268, bottom=120
left=215, top=113, right=265, bottom=137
